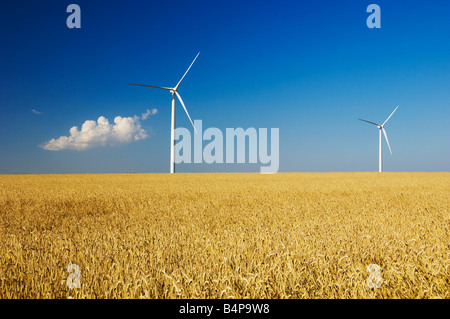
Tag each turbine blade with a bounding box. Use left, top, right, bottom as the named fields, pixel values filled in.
left=382, top=127, right=392, bottom=154
left=175, top=91, right=198, bottom=134
left=128, top=83, right=172, bottom=90
left=358, top=119, right=380, bottom=126
left=382, top=105, right=399, bottom=126
left=174, top=52, right=200, bottom=90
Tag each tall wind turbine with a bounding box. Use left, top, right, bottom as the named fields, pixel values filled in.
left=359, top=106, right=398, bottom=172
left=129, top=52, right=200, bottom=173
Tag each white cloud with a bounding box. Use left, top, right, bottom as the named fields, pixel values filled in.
left=141, top=108, right=158, bottom=120
left=32, top=109, right=42, bottom=115
left=41, top=114, right=150, bottom=151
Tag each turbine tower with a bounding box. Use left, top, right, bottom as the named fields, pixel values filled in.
left=359, top=106, right=398, bottom=172
left=129, top=52, right=200, bottom=173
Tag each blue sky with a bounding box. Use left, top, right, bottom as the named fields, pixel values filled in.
left=1, top=0, right=449, bottom=173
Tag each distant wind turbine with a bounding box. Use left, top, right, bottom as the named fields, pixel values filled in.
left=129, top=52, right=200, bottom=173
left=359, top=106, right=399, bottom=172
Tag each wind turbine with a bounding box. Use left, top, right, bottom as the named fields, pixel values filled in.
left=129, top=52, right=200, bottom=173
left=359, top=106, right=398, bottom=172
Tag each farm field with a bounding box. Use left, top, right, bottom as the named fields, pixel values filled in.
left=0, top=172, right=449, bottom=299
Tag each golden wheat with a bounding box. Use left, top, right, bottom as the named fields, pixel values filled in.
left=0, top=172, right=449, bottom=298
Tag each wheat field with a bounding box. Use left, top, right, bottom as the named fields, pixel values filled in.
left=0, top=172, right=449, bottom=299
